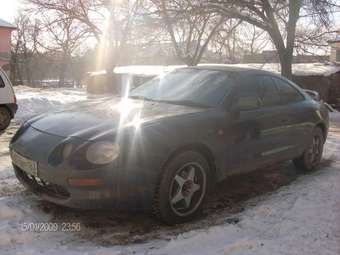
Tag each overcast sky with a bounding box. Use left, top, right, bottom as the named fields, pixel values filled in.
left=0, top=0, right=20, bottom=22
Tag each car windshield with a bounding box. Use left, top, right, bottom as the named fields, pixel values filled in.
left=129, top=68, right=235, bottom=107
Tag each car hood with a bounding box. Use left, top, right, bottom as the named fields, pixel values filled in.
left=30, top=97, right=206, bottom=140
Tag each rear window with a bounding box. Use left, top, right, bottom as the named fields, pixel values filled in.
left=273, top=77, right=304, bottom=104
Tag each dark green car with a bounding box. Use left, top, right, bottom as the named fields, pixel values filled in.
left=10, top=66, right=329, bottom=224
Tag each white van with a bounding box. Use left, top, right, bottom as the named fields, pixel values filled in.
left=0, top=68, right=17, bottom=131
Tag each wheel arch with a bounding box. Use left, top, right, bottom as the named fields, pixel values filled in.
left=0, top=104, right=13, bottom=118
left=316, top=122, right=327, bottom=140
left=163, top=143, right=218, bottom=186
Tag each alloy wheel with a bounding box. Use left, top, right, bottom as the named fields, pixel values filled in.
left=169, top=162, right=206, bottom=217
left=307, top=135, right=322, bottom=166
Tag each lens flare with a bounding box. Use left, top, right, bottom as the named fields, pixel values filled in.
left=131, top=111, right=142, bottom=129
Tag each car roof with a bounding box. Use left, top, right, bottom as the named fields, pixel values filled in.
left=184, top=64, right=278, bottom=76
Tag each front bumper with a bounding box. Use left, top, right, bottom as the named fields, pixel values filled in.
left=10, top=126, right=158, bottom=211
left=13, top=164, right=117, bottom=209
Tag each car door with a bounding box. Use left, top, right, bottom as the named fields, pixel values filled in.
left=255, top=75, right=299, bottom=164
left=271, top=76, right=308, bottom=158
left=227, top=74, right=283, bottom=174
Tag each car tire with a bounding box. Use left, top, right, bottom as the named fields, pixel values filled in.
left=293, top=127, right=324, bottom=172
left=153, top=151, right=211, bottom=225
left=0, top=107, right=11, bottom=131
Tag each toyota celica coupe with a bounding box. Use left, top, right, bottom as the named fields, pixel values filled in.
left=10, top=66, right=329, bottom=224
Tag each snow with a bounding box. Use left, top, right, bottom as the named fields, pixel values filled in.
left=14, top=86, right=87, bottom=122
left=90, top=63, right=340, bottom=77
left=200, top=63, right=340, bottom=77
left=0, top=86, right=340, bottom=254
left=89, top=65, right=186, bottom=77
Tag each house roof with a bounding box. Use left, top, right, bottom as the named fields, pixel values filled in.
left=0, top=19, right=16, bottom=29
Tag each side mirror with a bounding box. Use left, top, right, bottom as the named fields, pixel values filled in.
left=304, top=89, right=320, bottom=101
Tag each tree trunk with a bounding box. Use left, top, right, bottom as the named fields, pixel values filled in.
left=24, top=60, right=32, bottom=87
left=58, top=54, right=68, bottom=87
left=278, top=50, right=293, bottom=79
left=10, top=54, right=18, bottom=85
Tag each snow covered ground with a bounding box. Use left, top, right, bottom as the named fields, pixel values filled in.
left=0, top=86, right=340, bottom=255
left=14, top=86, right=87, bottom=122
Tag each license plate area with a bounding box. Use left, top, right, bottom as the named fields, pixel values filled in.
left=11, top=150, right=38, bottom=177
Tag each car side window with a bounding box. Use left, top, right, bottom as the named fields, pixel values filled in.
left=235, top=77, right=261, bottom=111
left=257, top=76, right=281, bottom=107
left=273, top=77, right=304, bottom=104
left=0, top=75, right=5, bottom=88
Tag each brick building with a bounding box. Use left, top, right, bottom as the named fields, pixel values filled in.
left=0, top=19, right=16, bottom=74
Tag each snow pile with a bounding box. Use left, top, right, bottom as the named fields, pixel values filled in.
left=14, top=86, right=87, bottom=122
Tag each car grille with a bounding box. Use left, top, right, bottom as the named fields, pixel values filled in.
left=14, top=166, right=70, bottom=199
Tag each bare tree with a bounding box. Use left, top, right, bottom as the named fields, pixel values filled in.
left=210, top=20, right=243, bottom=63
left=209, top=21, right=270, bottom=64
left=244, top=25, right=270, bottom=55
left=151, top=0, right=224, bottom=66
left=28, top=0, right=143, bottom=73
left=203, top=0, right=336, bottom=78
left=28, top=0, right=103, bottom=40
left=37, top=13, right=91, bottom=86
left=10, top=13, right=41, bottom=86
left=295, top=25, right=337, bottom=56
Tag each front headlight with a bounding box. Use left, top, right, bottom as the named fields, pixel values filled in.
left=86, top=142, right=119, bottom=165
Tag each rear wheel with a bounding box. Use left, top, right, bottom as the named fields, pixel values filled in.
left=153, top=151, right=210, bottom=225
left=293, top=127, right=324, bottom=172
left=0, top=107, right=11, bottom=131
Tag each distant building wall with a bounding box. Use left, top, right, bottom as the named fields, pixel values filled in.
left=0, top=28, right=13, bottom=73
left=292, top=72, right=340, bottom=103
left=330, top=42, right=340, bottom=63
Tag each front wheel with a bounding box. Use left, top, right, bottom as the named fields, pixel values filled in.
left=293, top=127, right=324, bottom=172
left=153, top=151, right=211, bottom=225
left=0, top=107, right=11, bottom=131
